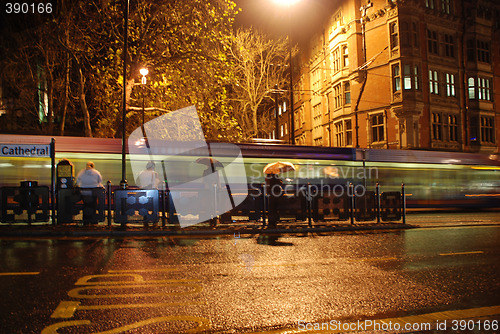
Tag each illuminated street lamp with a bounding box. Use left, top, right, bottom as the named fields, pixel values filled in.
left=272, top=0, right=301, bottom=145
left=140, top=67, right=148, bottom=126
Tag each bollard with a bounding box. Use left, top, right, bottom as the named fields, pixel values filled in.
left=106, top=181, right=112, bottom=226
left=401, top=183, right=406, bottom=224
left=161, top=187, right=166, bottom=228
left=376, top=183, right=381, bottom=223
left=349, top=183, right=355, bottom=225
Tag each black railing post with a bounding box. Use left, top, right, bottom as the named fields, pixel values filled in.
left=107, top=181, right=112, bottom=227
left=307, top=183, right=312, bottom=227
left=161, top=187, right=166, bottom=228
left=376, top=183, right=381, bottom=223
left=349, top=183, right=355, bottom=225
left=262, top=183, right=267, bottom=227
left=401, top=183, right=406, bottom=224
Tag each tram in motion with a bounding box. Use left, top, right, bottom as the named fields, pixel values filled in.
left=0, top=134, right=499, bottom=209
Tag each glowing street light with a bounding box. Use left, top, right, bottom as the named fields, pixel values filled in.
left=140, top=68, right=149, bottom=84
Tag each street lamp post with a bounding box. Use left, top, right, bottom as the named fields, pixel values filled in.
left=140, top=68, right=148, bottom=127
left=120, top=0, right=130, bottom=189
left=272, top=0, right=300, bottom=145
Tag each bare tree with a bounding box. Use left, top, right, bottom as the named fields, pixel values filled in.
left=228, top=28, right=293, bottom=139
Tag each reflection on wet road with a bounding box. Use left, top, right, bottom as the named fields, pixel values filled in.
left=0, top=225, right=499, bottom=333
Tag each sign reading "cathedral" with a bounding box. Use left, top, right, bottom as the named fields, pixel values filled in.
left=1, top=144, right=51, bottom=157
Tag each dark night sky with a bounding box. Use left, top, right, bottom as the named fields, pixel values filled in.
left=233, top=0, right=335, bottom=42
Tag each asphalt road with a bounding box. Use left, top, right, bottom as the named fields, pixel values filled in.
left=0, top=225, right=499, bottom=333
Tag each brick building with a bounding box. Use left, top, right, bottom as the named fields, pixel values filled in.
left=278, top=0, right=500, bottom=153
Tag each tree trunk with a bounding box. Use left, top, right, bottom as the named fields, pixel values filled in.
left=60, top=33, right=71, bottom=136
left=78, top=67, right=93, bottom=137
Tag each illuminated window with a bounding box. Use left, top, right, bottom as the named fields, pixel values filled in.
left=392, top=64, right=401, bottom=92
left=344, top=81, right=351, bottom=104
left=445, top=73, right=456, bottom=97
left=432, top=113, right=442, bottom=140
left=468, top=77, right=475, bottom=99
left=389, top=22, right=399, bottom=50
left=429, top=70, right=439, bottom=95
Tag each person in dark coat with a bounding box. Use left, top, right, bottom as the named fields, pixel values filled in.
left=266, top=173, right=283, bottom=227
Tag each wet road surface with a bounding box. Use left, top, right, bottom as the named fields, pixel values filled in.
left=0, top=225, right=499, bottom=333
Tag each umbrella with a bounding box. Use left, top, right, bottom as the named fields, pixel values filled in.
left=263, top=161, right=296, bottom=175
left=195, top=157, right=223, bottom=169
left=323, top=166, right=339, bottom=178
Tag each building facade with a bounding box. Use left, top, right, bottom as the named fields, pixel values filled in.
left=282, top=0, right=500, bottom=153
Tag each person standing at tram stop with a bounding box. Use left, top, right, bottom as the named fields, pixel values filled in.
left=266, top=173, right=283, bottom=228
left=75, top=161, right=104, bottom=225
left=136, top=161, right=160, bottom=189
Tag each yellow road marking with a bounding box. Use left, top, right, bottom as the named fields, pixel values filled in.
left=43, top=316, right=210, bottom=333
left=68, top=283, right=202, bottom=299
left=108, top=268, right=179, bottom=273
left=0, top=272, right=40, bottom=276
left=75, top=274, right=199, bottom=285
left=51, top=300, right=206, bottom=319
left=246, top=305, right=500, bottom=333
left=238, top=263, right=298, bottom=268
left=439, top=251, right=484, bottom=256
left=348, top=257, right=398, bottom=263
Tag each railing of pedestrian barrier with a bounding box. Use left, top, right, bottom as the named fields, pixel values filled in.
left=0, top=181, right=407, bottom=227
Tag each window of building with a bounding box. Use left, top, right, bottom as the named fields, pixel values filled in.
left=282, top=101, right=287, bottom=113
left=429, top=70, right=439, bottom=95
left=389, top=22, right=399, bottom=49
left=392, top=64, right=401, bottom=92
left=284, top=122, right=288, bottom=135
left=334, top=84, right=342, bottom=108
left=477, top=77, right=492, bottom=101
left=371, top=114, right=385, bottom=142
left=332, top=47, right=341, bottom=73
left=345, top=120, right=352, bottom=146
left=443, top=34, right=455, bottom=58
left=403, top=64, right=420, bottom=90
left=448, top=115, right=458, bottom=142
left=427, top=30, right=439, bottom=55
left=441, top=0, right=452, bottom=14
left=481, top=116, right=495, bottom=143
left=468, top=77, right=475, bottom=99
left=426, top=0, right=435, bottom=10
left=432, top=113, right=442, bottom=140
left=445, top=73, right=456, bottom=97
left=342, top=45, right=349, bottom=67
left=335, top=121, right=343, bottom=147
left=344, top=81, right=351, bottom=104
left=401, top=22, right=410, bottom=47
left=477, top=40, right=490, bottom=63
left=467, top=39, right=475, bottom=62
left=280, top=124, right=284, bottom=137
left=412, top=22, right=419, bottom=48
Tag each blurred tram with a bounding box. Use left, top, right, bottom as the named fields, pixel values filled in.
left=0, top=134, right=499, bottom=209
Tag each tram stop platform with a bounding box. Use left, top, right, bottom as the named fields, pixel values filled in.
left=0, top=219, right=416, bottom=238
